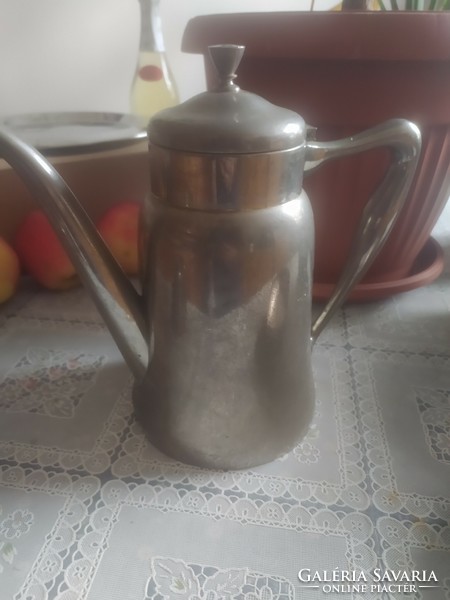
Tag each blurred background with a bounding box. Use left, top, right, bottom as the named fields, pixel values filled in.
left=0, top=0, right=336, bottom=116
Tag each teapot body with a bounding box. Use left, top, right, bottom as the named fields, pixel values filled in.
left=0, top=47, right=420, bottom=472
left=134, top=160, right=316, bottom=469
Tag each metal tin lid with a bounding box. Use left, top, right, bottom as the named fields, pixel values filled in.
left=147, top=45, right=306, bottom=154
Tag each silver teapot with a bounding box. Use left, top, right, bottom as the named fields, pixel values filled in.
left=0, top=45, right=421, bottom=470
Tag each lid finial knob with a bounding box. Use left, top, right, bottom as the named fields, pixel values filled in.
left=208, top=45, right=245, bottom=92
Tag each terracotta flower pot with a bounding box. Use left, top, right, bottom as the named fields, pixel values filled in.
left=182, top=12, right=450, bottom=300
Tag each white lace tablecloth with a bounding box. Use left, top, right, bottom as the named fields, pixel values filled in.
left=1, top=205, right=450, bottom=600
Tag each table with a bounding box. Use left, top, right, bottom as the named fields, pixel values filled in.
left=1, top=206, right=450, bottom=600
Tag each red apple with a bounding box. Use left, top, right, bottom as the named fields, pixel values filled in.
left=14, top=210, right=79, bottom=290
left=97, top=201, right=141, bottom=276
left=0, top=237, right=20, bottom=303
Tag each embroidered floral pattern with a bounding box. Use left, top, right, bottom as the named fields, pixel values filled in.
left=144, top=557, right=294, bottom=600
left=293, top=440, right=320, bottom=464
left=0, top=348, right=105, bottom=418
left=0, top=542, right=17, bottom=574
left=0, top=509, right=34, bottom=539
left=0, top=506, right=34, bottom=576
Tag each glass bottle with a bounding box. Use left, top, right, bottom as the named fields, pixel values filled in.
left=130, top=0, right=179, bottom=121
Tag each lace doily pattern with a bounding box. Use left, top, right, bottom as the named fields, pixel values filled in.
left=344, top=282, right=450, bottom=354
left=144, top=557, right=295, bottom=600
left=0, top=225, right=449, bottom=598
left=415, top=388, right=450, bottom=465
left=0, top=348, right=105, bottom=418
left=1, top=283, right=104, bottom=334
left=0, top=504, right=34, bottom=580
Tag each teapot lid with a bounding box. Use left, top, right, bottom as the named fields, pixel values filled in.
left=147, top=45, right=306, bottom=154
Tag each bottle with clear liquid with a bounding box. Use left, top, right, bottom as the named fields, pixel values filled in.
left=130, top=0, right=178, bottom=121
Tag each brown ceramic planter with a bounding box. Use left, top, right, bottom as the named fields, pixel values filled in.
left=183, top=12, right=450, bottom=300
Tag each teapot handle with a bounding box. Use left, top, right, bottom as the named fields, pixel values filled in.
left=306, top=118, right=421, bottom=343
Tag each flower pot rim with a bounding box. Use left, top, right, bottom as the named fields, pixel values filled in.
left=183, top=11, right=450, bottom=62
left=313, top=237, right=444, bottom=303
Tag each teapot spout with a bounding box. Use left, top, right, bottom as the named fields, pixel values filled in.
left=0, top=128, right=148, bottom=380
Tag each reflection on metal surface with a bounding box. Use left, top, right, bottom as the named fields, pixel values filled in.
left=134, top=194, right=315, bottom=468
left=0, top=45, right=421, bottom=470
left=308, top=119, right=421, bottom=341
